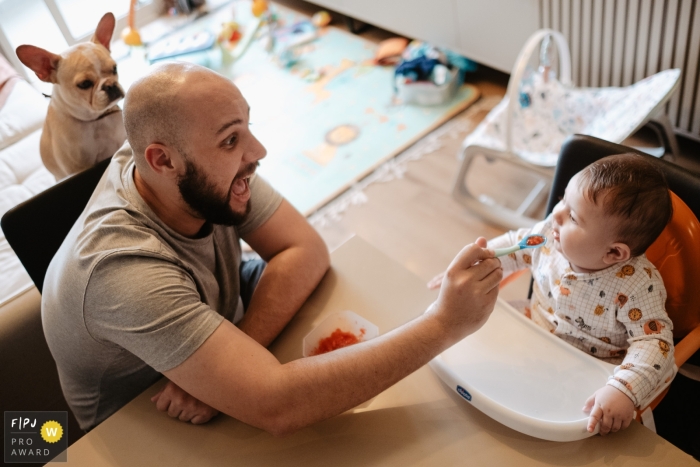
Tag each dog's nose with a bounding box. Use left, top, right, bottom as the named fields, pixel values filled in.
left=103, top=84, right=124, bottom=102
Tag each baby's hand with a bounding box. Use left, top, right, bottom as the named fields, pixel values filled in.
left=427, top=237, right=489, bottom=290
left=582, top=385, right=635, bottom=435
left=427, top=272, right=445, bottom=290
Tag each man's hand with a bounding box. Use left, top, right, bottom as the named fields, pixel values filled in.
left=427, top=237, right=494, bottom=291
left=151, top=380, right=219, bottom=424
left=428, top=237, right=502, bottom=340
left=583, top=385, right=635, bottom=435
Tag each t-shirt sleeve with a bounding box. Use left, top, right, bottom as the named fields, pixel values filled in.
left=83, top=252, right=224, bottom=373
left=236, top=174, right=283, bottom=237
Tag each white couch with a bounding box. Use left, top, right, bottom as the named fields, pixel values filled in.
left=0, top=74, right=54, bottom=305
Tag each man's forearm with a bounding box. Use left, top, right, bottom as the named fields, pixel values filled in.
left=164, top=240, right=501, bottom=437
left=237, top=238, right=330, bottom=346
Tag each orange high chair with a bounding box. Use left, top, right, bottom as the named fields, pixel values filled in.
left=509, top=134, right=700, bottom=429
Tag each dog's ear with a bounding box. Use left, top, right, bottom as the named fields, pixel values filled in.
left=16, top=45, right=61, bottom=83
left=91, top=12, right=116, bottom=51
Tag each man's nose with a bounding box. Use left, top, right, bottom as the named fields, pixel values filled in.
left=248, top=134, right=267, bottom=163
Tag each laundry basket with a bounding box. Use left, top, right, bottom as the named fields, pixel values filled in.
left=453, top=29, right=681, bottom=229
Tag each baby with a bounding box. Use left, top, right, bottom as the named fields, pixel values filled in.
left=431, top=153, right=676, bottom=435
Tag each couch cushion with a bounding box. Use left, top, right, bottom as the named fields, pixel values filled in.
left=0, top=129, right=54, bottom=216
left=0, top=79, right=47, bottom=151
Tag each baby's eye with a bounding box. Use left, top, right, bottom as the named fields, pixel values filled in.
left=569, top=213, right=577, bottom=224
left=77, top=80, right=93, bottom=90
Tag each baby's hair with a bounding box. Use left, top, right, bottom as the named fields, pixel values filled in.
left=578, top=153, right=672, bottom=256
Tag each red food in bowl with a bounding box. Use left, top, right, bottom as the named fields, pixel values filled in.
left=312, top=328, right=366, bottom=355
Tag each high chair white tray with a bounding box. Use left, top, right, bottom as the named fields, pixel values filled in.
left=430, top=297, right=616, bottom=442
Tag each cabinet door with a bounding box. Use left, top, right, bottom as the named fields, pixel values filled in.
left=321, top=0, right=458, bottom=50
left=455, top=0, right=540, bottom=73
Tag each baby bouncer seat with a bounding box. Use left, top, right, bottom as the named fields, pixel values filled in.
left=453, top=29, right=681, bottom=230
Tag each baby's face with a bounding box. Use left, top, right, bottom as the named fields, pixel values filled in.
left=551, top=174, right=621, bottom=273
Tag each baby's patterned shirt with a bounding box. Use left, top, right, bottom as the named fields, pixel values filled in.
left=489, top=216, right=675, bottom=408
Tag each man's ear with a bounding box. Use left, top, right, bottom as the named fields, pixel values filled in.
left=91, top=12, right=116, bottom=51
left=15, top=45, right=61, bottom=83
left=603, top=242, right=631, bottom=265
left=143, top=144, right=180, bottom=177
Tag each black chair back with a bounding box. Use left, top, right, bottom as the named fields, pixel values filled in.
left=546, top=135, right=700, bottom=218
left=1, top=157, right=111, bottom=293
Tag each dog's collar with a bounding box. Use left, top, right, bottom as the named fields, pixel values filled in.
left=94, top=105, right=122, bottom=121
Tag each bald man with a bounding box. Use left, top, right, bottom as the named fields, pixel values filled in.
left=42, top=63, right=502, bottom=434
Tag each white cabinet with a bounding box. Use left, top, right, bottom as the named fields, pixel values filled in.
left=455, top=0, right=539, bottom=72
left=333, top=0, right=458, bottom=51
left=307, top=0, right=540, bottom=73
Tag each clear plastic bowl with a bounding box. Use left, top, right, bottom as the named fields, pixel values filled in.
left=302, top=310, right=379, bottom=357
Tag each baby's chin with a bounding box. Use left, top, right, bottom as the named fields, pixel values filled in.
left=554, top=241, right=590, bottom=273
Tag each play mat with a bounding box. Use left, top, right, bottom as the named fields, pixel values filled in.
left=156, top=0, right=479, bottom=215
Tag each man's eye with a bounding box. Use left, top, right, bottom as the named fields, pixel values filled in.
left=112, top=65, right=118, bottom=74
left=77, top=80, right=93, bottom=90
left=226, top=135, right=237, bottom=145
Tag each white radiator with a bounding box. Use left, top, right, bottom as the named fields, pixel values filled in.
left=540, top=0, right=700, bottom=141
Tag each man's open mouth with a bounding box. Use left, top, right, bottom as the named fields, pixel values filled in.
left=231, top=175, right=252, bottom=201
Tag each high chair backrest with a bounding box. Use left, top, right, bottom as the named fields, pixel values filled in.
left=547, top=135, right=700, bottom=340
left=646, top=192, right=700, bottom=338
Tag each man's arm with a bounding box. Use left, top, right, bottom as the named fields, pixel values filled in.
left=238, top=199, right=330, bottom=346
left=152, top=200, right=327, bottom=422
left=163, top=240, right=502, bottom=436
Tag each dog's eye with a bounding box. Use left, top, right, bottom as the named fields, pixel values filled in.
left=112, top=65, right=117, bottom=74
left=77, top=80, right=93, bottom=90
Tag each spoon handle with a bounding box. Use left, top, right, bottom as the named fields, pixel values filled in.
left=494, top=245, right=521, bottom=257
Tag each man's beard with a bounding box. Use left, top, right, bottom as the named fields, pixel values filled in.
left=177, top=157, right=252, bottom=226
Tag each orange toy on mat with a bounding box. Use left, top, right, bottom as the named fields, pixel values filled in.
left=374, top=37, right=408, bottom=66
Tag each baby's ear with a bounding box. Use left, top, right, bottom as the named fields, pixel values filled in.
left=603, top=243, right=631, bottom=265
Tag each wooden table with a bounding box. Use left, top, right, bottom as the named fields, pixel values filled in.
left=60, top=236, right=698, bottom=466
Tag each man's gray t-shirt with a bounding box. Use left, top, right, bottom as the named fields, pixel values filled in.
left=41, top=144, right=282, bottom=430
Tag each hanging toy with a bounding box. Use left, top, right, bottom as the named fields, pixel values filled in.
left=121, top=0, right=143, bottom=46
left=252, top=0, right=268, bottom=18
left=218, top=21, right=243, bottom=48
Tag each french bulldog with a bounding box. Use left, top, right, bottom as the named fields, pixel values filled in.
left=16, top=12, right=126, bottom=180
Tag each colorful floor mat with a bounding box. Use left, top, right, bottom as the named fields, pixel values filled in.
left=159, top=1, right=479, bottom=215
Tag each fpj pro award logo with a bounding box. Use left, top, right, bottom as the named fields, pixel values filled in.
left=4, top=411, right=68, bottom=463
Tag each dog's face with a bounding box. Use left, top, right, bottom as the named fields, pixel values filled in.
left=55, top=42, right=124, bottom=114
left=16, top=12, right=125, bottom=119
